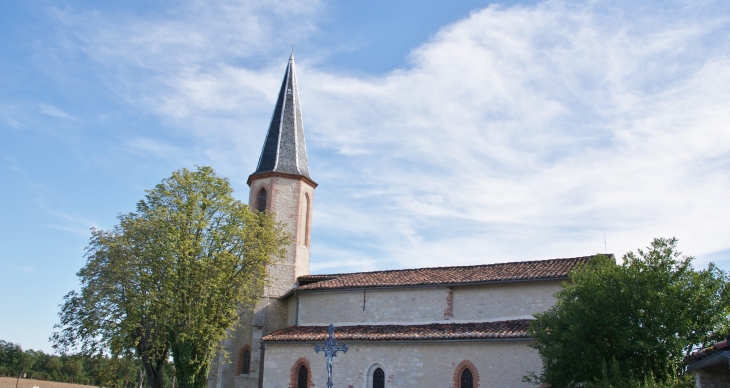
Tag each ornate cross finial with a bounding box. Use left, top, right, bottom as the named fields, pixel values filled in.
left=314, top=324, right=348, bottom=388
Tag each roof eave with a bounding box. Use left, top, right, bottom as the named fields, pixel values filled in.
left=262, top=337, right=535, bottom=344
left=686, top=350, right=730, bottom=372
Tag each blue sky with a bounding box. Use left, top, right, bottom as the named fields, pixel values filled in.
left=2, top=0, right=730, bottom=353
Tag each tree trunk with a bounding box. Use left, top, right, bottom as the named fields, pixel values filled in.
left=15, top=368, right=24, bottom=388
left=138, top=368, right=145, bottom=388
left=137, top=337, right=170, bottom=388
left=141, top=355, right=168, bottom=388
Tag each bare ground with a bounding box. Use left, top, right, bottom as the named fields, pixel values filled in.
left=0, top=377, right=98, bottom=388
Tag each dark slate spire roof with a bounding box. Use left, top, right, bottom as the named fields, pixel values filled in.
left=251, top=53, right=311, bottom=180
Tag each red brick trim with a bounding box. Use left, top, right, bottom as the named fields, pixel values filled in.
left=249, top=181, right=270, bottom=212
left=247, top=171, right=318, bottom=188
left=444, top=287, right=454, bottom=318
left=289, top=357, right=313, bottom=388
left=453, top=360, right=480, bottom=388
left=235, top=345, right=252, bottom=375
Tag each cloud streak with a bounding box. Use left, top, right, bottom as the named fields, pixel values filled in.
left=51, top=0, right=730, bottom=272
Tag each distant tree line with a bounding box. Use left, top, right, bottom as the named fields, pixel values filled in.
left=0, top=339, right=174, bottom=387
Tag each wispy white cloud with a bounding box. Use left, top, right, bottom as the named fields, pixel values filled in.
left=51, top=0, right=730, bottom=272
left=45, top=211, right=100, bottom=236
left=287, top=2, right=730, bottom=270
left=38, top=104, right=72, bottom=119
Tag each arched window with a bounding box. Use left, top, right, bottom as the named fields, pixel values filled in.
left=297, top=365, right=308, bottom=388
left=366, top=363, right=386, bottom=388
left=241, top=349, right=250, bottom=375
left=304, top=194, right=310, bottom=246
left=236, top=345, right=251, bottom=375
left=460, top=369, right=473, bottom=388
left=290, top=358, right=311, bottom=388
left=257, top=188, right=267, bottom=212
left=372, top=367, right=385, bottom=388
left=453, top=360, right=479, bottom=388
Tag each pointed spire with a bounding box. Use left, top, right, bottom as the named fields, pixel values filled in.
left=251, top=54, right=312, bottom=181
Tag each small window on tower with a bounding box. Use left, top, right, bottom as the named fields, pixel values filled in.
left=257, top=188, right=267, bottom=212
left=304, top=194, right=310, bottom=246
left=241, top=349, right=250, bottom=374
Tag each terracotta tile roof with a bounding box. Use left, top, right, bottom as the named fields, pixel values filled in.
left=684, top=337, right=730, bottom=365
left=262, top=320, right=532, bottom=342
left=293, top=256, right=599, bottom=293
left=685, top=347, right=720, bottom=365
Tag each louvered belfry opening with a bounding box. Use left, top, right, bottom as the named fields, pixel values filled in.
left=373, top=368, right=385, bottom=388
left=297, top=365, right=308, bottom=388
left=461, top=369, right=474, bottom=388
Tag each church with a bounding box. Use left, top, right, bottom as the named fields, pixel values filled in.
left=206, top=54, right=603, bottom=388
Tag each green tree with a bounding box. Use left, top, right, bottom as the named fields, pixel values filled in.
left=62, top=358, right=83, bottom=383
left=52, top=166, right=287, bottom=388
left=528, top=238, right=730, bottom=387
left=45, top=357, right=62, bottom=379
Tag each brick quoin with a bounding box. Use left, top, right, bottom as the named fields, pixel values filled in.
left=444, top=287, right=454, bottom=318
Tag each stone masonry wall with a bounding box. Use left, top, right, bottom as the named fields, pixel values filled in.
left=208, top=309, right=259, bottom=388
left=453, top=281, right=564, bottom=321
left=249, top=176, right=314, bottom=297
left=262, top=340, right=541, bottom=388
left=295, top=280, right=564, bottom=326
left=696, top=364, right=730, bottom=388
left=207, top=175, right=315, bottom=388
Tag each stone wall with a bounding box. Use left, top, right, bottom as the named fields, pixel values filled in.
left=249, top=175, right=314, bottom=297
left=453, top=281, right=563, bottom=321
left=262, top=340, right=541, bottom=388
left=207, top=174, right=315, bottom=388
left=295, top=280, right=564, bottom=326
left=208, top=309, right=259, bottom=388
left=695, top=364, right=730, bottom=388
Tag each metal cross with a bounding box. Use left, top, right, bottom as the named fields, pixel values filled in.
left=314, top=324, right=348, bottom=388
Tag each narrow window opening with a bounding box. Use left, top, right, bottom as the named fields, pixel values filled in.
left=460, top=369, right=473, bottom=388
left=372, top=367, right=385, bottom=388
left=304, top=194, right=310, bottom=246
left=297, top=365, right=308, bottom=388
left=257, top=189, right=267, bottom=212
left=241, top=350, right=250, bottom=375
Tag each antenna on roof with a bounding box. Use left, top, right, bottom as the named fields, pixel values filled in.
left=604, top=234, right=607, bottom=254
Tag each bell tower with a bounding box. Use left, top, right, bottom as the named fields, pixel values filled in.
left=247, top=52, right=316, bottom=298
left=207, top=53, right=316, bottom=388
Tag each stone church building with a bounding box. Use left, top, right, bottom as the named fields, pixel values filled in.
left=206, top=55, right=601, bottom=388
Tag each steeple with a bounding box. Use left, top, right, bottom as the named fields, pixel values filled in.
left=246, top=53, right=316, bottom=294
left=250, top=52, right=312, bottom=182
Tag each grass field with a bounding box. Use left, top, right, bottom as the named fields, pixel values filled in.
left=0, top=377, right=98, bottom=388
